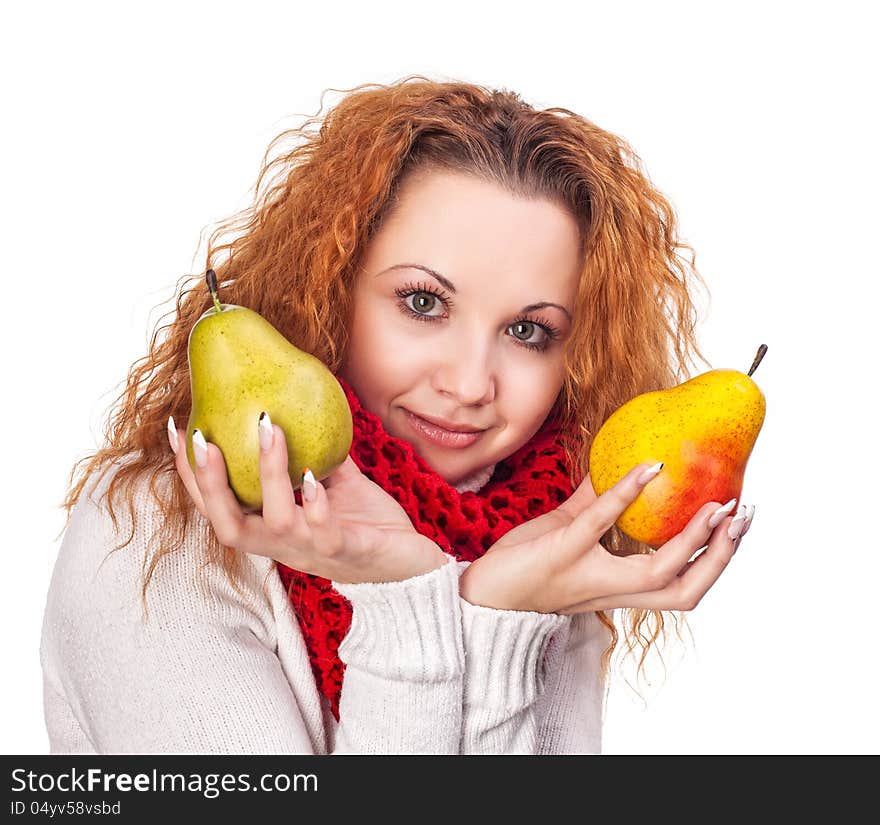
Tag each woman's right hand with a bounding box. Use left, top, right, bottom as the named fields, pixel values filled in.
left=459, top=462, right=753, bottom=615
left=168, top=414, right=448, bottom=585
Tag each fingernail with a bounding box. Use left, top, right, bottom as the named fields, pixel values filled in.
left=167, top=415, right=178, bottom=454
left=741, top=504, right=756, bottom=536
left=708, top=498, right=738, bottom=529
left=192, top=429, right=208, bottom=468
left=727, top=505, right=748, bottom=540
left=259, top=411, right=274, bottom=451
left=637, top=462, right=664, bottom=484
left=302, top=467, right=317, bottom=502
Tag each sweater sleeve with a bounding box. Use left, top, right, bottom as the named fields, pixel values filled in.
left=329, top=557, right=464, bottom=754
left=39, top=464, right=322, bottom=754
left=455, top=561, right=565, bottom=753
left=456, top=560, right=609, bottom=754
left=39, top=463, right=463, bottom=754
left=533, top=610, right=611, bottom=754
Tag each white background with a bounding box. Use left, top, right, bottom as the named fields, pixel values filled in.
left=2, top=0, right=877, bottom=755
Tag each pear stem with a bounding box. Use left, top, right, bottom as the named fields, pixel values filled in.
left=206, top=269, right=222, bottom=314
left=747, top=344, right=768, bottom=377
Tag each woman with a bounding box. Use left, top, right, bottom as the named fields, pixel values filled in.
left=40, top=76, right=753, bottom=754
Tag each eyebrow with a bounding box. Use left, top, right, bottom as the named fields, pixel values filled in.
left=375, top=263, right=572, bottom=321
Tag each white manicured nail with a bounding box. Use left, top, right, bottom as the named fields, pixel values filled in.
left=302, top=467, right=317, bottom=502
left=167, top=416, right=178, bottom=454
left=259, top=411, right=274, bottom=451
left=637, top=462, right=664, bottom=484
left=708, top=498, right=738, bottom=529
left=192, top=429, right=208, bottom=468
left=741, top=504, right=756, bottom=536
left=727, top=505, right=748, bottom=540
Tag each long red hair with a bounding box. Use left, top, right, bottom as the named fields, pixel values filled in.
left=61, top=75, right=711, bottom=686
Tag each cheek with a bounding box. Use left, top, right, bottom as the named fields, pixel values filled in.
left=347, top=299, right=424, bottom=383
left=502, top=359, right=566, bottom=430
left=506, top=353, right=565, bottom=399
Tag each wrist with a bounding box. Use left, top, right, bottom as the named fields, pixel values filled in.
left=459, top=551, right=547, bottom=612
left=333, top=534, right=450, bottom=585
left=385, top=533, right=450, bottom=581
left=423, top=538, right=454, bottom=573
left=459, top=562, right=494, bottom=607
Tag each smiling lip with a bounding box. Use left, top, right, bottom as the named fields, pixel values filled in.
left=403, top=410, right=487, bottom=448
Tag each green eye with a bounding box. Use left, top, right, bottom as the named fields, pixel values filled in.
left=393, top=281, right=560, bottom=353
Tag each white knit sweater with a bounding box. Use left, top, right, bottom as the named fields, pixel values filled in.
left=39, top=459, right=610, bottom=754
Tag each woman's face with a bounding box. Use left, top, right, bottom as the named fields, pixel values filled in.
left=337, top=168, right=582, bottom=486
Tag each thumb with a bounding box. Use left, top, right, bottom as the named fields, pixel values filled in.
left=323, top=454, right=362, bottom=487
left=559, top=471, right=598, bottom=517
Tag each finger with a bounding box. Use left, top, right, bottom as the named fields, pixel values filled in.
left=644, top=498, right=739, bottom=587
left=258, top=413, right=302, bottom=537
left=731, top=503, right=752, bottom=551
left=661, top=515, right=741, bottom=608
left=191, top=429, right=253, bottom=547
left=739, top=504, right=756, bottom=538
left=564, top=516, right=739, bottom=613
left=561, top=496, right=736, bottom=607
left=733, top=504, right=754, bottom=551
left=551, top=462, right=668, bottom=602
left=560, top=463, right=663, bottom=602
left=169, top=418, right=208, bottom=518
left=560, top=462, right=664, bottom=561
left=301, top=466, right=331, bottom=530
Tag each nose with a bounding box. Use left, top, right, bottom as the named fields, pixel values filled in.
left=431, top=334, right=496, bottom=406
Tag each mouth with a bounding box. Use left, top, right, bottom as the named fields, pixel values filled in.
left=402, top=409, right=487, bottom=449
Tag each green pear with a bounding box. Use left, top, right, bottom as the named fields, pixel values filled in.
left=185, top=271, right=353, bottom=512
left=589, top=345, right=767, bottom=548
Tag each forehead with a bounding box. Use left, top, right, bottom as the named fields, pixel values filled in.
left=369, top=170, right=583, bottom=298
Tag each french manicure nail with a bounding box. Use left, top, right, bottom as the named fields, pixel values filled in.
left=167, top=416, right=178, bottom=454
left=727, top=505, right=747, bottom=540
left=302, top=467, right=317, bottom=502
left=741, top=504, right=756, bottom=536
left=637, top=462, right=664, bottom=484
left=259, top=411, right=274, bottom=451
left=193, top=429, right=208, bottom=468
left=708, top=498, right=737, bottom=529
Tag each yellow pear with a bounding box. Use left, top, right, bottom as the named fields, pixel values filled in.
left=185, top=270, right=353, bottom=512
left=588, top=345, right=767, bottom=548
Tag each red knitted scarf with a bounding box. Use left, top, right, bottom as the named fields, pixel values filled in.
left=276, top=375, right=574, bottom=721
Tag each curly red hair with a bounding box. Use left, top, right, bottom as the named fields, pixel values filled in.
left=61, top=75, right=711, bottom=688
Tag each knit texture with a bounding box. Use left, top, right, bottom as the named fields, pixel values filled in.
left=39, top=458, right=610, bottom=753
left=277, top=375, right=575, bottom=721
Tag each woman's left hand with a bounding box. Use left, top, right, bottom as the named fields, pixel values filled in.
left=461, top=466, right=754, bottom=614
